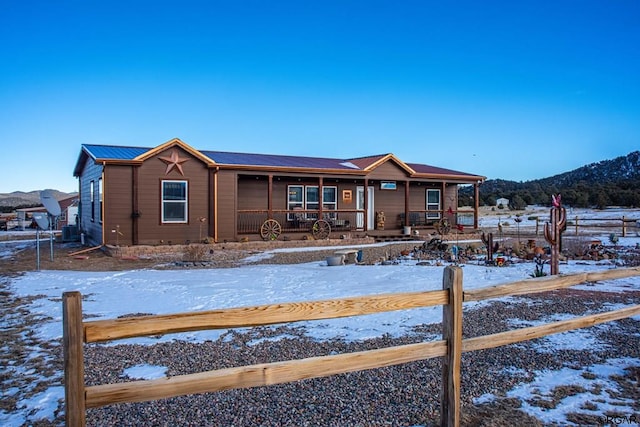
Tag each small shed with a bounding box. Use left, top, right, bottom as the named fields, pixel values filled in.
left=496, top=198, right=509, bottom=207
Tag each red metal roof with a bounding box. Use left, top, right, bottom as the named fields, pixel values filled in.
left=74, top=142, right=485, bottom=181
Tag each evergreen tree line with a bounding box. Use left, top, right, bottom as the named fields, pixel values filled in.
left=459, top=178, right=640, bottom=209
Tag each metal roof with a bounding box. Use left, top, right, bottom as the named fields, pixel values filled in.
left=83, top=144, right=149, bottom=160
left=200, top=150, right=361, bottom=170
left=407, top=163, right=476, bottom=176
left=76, top=143, right=484, bottom=180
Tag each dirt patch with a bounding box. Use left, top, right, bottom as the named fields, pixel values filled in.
left=0, top=238, right=428, bottom=273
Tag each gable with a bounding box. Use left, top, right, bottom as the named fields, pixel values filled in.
left=348, top=154, right=415, bottom=176
left=365, top=158, right=414, bottom=180
left=134, top=138, right=215, bottom=167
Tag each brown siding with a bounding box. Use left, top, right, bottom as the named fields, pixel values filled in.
left=216, top=171, right=237, bottom=242
left=272, top=180, right=289, bottom=210
left=371, top=181, right=406, bottom=226
left=367, top=161, right=410, bottom=180
left=135, top=147, right=211, bottom=245
left=238, top=177, right=268, bottom=210
left=103, top=166, right=133, bottom=245
left=444, top=185, right=458, bottom=216
left=337, top=184, right=358, bottom=210
left=409, top=184, right=442, bottom=210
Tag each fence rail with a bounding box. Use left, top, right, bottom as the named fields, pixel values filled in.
left=490, top=215, right=638, bottom=237
left=63, top=266, right=640, bottom=427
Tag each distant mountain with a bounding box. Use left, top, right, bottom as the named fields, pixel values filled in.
left=536, top=151, right=640, bottom=187
left=460, top=151, right=640, bottom=208
left=3, top=152, right=639, bottom=212
left=0, top=189, right=77, bottom=210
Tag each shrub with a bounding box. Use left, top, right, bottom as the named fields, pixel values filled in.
left=184, top=244, right=209, bottom=262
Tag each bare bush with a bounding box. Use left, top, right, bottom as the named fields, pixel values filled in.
left=184, top=244, right=209, bottom=262
left=562, top=236, right=590, bottom=257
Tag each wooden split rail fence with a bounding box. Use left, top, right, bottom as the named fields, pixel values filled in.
left=63, top=266, right=640, bottom=427
left=514, top=215, right=638, bottom=237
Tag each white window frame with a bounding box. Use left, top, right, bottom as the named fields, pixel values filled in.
left=287, top=185, right=338, bottom=220
left=305, top=186, right=319, bottom=219
left=426, top=189, right=441, bottom=219
left=162, top=180, right=188, bottom=223
left=322, top=186, right=337, bottom=220
left=287, top=185, right=304, bottom=221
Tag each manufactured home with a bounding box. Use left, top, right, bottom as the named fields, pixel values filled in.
left=73, top=138, right=485, bottom=247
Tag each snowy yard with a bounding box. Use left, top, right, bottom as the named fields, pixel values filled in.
left=1, top=210, right=639, bottom=426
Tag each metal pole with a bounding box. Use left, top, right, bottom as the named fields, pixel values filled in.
left=36, top=228, right=41, bottom=271
left=49, top=215, right=54, bottom=261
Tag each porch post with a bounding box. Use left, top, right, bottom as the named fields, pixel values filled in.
left=404, top=180, right=410, bottom=227
left=268, top=175, right=273, bottom=218
left=442, top=181, right=447, bottom=219
left=363, top=178, right=369, bottom=230
left=318, top=177, right=323, bottom=218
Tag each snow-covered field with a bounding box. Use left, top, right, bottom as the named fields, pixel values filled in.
left=1, top=207, right=639, bottom=426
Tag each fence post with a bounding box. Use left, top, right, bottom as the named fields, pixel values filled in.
left=622, top=216, right=626, bottom=237
left=63, top=291, right=86, bottom=427
left=441, top=266, right=463, bottom=427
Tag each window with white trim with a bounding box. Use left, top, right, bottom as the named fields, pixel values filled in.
left=306, top=186, right=319, bottom=219
left=426, top=189, right=441, bottom=219
left=287, top=185, right=304, bottom=221
left=322, top=187, right=337, bottom=220
left=162, top=180, right=188, bottom=223
left=287, top=185, right=337, bottom=220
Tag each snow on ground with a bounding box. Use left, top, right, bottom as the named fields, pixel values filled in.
left=474, top=357, right=639, bottom=425
left=1, top=208, right=639, bottom=426
left=7, top=248, right=639, bottom=345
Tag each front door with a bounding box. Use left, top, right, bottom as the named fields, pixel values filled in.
left=356, top=186, right=375, bottom=230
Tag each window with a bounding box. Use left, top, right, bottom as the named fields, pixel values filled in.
left=162, top=180, right=188, bottom=223
left=306, top=186, right=319, bottom=219
left=90, top=181, right=95, bottom=222
left=426, top=189, right=441, bottom=219
left=287, top=185, right=337, bottom=220
left=322, top=187, right=337, bottom=219
left=287, top=186, right=304, bottom=220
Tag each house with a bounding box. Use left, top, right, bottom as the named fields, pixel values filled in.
left=73, top=138, right=485, bottom=247
left=496, top=198, right=509, bottom=208
left=56, top=195, right=80, bottom=228
left=13, top=194, right=79, bottom=230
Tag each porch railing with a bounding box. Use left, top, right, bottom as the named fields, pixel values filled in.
left=398, top=211, right=477, bottom=229
left=238, top=210, right=362, bottom=235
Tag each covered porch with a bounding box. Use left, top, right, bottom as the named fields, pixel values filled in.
left=234, top=173, right=481, bottom=241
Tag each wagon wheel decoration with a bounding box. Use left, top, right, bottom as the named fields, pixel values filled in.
left=311, top=219, right=331, bottom=240
left=435, top=218, right=451, bottom=236
left=260, top=219, right=282, bottom=241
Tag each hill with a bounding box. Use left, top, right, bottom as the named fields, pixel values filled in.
left=2, top=152, right=639, bottom=212
left=0, top=190, right=77, bottom=212
left=460, top=151, right=640, bottom=208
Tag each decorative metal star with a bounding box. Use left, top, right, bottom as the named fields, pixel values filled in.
left=159, top=149, right=189, bottom=175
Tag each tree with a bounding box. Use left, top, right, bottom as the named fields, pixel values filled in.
left=510, top=195, right=527, bottom=210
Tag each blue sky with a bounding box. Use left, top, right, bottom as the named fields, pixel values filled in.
left=1, top=0, right=638, bottom=193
